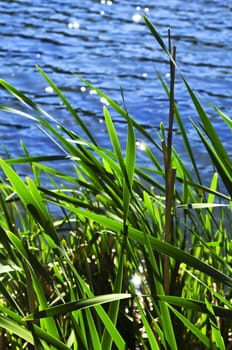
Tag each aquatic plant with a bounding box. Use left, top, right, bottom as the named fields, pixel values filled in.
left=0, top=16, right=231, bottom=349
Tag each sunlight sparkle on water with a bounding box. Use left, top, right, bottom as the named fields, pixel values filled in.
left=100, top=97, right=109, bottom=105
left=131, top=274, right=142, bottom=289
left=132, top=13, right=142, bottom=22
left=45, top=86, right=54, bottom=93
left=89, top=89, right=97, bottom=95
left=100, top=0, right=113, bottom=4
left=136, top=141, right=146, bottom=151
left=133, top=6, right=149, bottom=22
left=68, top=21, right=80, bottom=29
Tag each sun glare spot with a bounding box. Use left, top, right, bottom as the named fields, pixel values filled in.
left=80, top=86, right=86, bottom=92
left=45, top=86, right=54, bottom=93
left=136, top=141, right=146, bottom=151
left=100, top=97, right=109, bottom=105
left=68, top=21, right=80, bottom=29
left=131, top=274, right=141, bottom=289
left=132, top=13, right=142, bottom=22
left=89, top=89, right=97, bottom=95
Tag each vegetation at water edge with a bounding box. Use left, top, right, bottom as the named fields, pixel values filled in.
left=0, top=16, right=231, bottom=350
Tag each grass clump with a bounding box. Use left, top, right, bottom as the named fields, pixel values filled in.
left=0, top=16, right=231, bottom=349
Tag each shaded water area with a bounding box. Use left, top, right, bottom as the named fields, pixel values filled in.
left=0, top=0, right=231, bottom=185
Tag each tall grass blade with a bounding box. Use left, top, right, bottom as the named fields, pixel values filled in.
left=205, top=297, right=226, bottom=350
left=36, top=65, right=97, bottom=145
left=101, top=241, right=126, bottom=349
left=142, top=15, right=176, bottom=65
left=0, top=159, right=60, bottom=245
left=209, top=103, right=232, bottom=128
left=78, top=76, right=161, bottom=148
left=103, top=106, right=132, bottom=219
left=167, top=304, right=214, bottom=349
left=123, top=116, right=136, bottom=224
left=135, top=296, right=160, bottom=350
left=184, top=78, right=230, bottom=163
left=191, top=119, right=232, bottom=196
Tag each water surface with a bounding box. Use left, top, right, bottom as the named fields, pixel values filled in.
left=0, top=0, right=231, bottom=181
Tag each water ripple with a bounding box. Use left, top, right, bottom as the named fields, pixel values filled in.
left=0, top=0, right=231, bottom=169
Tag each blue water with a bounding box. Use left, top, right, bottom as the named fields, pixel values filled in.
left=0, top=0, right=231, bottom=180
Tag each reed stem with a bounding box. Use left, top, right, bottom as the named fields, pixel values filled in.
left=163, top=28, right=176, bottom=295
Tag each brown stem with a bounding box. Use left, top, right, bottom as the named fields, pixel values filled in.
left=163, top=30, right=176, bottom=295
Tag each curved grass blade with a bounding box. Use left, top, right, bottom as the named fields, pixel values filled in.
left=23, top=293, right=132, bottom=321
left=191, top=119, right=232, bottom=196
left=61, top=244, right=129, bottom=350
left=0, top=314, right=70, bottom=350
left=0, top=159, right=59, bottom=245
left=6, top=231, right=60, bottom=339
left=184, top=79, right=230, bottom=162
left=66, top=207, right=232, bottom=287
left=0, top=315, right=33, bottom=345
left=167, top=304, right=214, bottom=349
left=0, top=304, right=80, bottom=350
left=0, top=80, right=40, bottom=112
left=36, top=65, right=97, bottom=145
left=176, top=203, right=230, bottom=210
left=209, top=103, right=232, bottom=129
left=77, top=76, right=160, bottom=148
left=0, top=264, right=21, bottom=274
left=142, top=15, right=177, bottom=67
left=156, top=295, right=232, bottom=319
left=205, top=297, right=226, bottom=350
left=5, top=155, right=67, bottom=165
left=0, top=79, right=53, bottom=123
left=176, top=176, right=230, bottom=201
left=0, top=105, right=38, bottom=121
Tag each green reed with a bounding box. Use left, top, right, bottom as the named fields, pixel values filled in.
left=0, top=16, right=231, bottom=349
